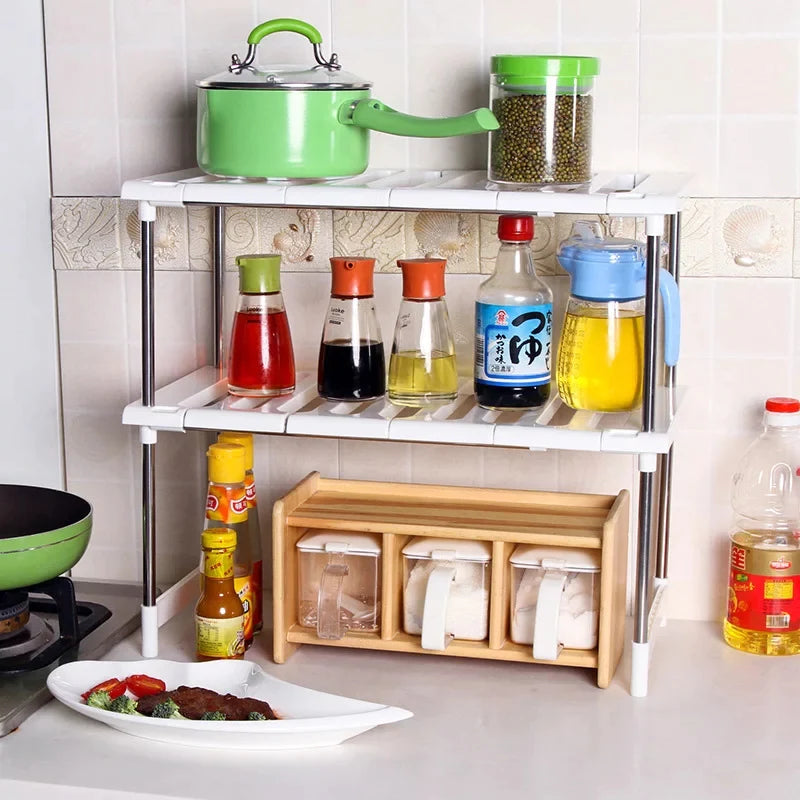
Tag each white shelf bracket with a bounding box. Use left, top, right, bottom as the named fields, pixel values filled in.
left=645, top=214, right=665, bottom=237
left=140, top=426, right=158, bottom=445
left=138, top=200, right=157, bottom=222
left=638, top=452, right=658, bottom=473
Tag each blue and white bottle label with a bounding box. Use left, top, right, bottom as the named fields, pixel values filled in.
left=475, top=302, right=552, bottom=386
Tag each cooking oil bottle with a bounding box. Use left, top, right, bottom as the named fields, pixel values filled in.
left=724, top=397, right=800, bottom=655
left=555, top=221, right=680, bottom=413
left=388, top=258, right=458, bottom=407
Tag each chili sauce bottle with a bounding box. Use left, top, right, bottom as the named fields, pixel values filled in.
left=318, top=257, right=385, bottom=402
left=203, top=443, right=254, bottom=648
left=196, top=528, right=245, bottom=661
left=388, top=258, right=458, bottom=407
left=217, top=431, right=263, bottom=635
left=227, top=253, right=295, bottom=397
left=474, top=215, right=553, bottom=409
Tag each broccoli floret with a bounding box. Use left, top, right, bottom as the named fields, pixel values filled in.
left=109, top=695, right=139, bottom=715
left=150, top=698, right=184, bottom=719
left=247, top=711, right=267, bottom=721
left=86, top=690, right=112, bottom=710
left=200, top=710, right=226, bottom=721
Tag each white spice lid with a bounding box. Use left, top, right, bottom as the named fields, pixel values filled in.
left=296, top=530, right=381, bottom=556
left=402, top=537, right=492, bottom=563
left=510, top=545, right=600, bottom=572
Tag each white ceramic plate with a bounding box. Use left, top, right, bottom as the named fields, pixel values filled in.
left=46, top=659, right=412, bottom=750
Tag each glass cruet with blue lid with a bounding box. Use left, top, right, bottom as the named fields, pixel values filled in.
left=555, top=221, right=680, bottom=413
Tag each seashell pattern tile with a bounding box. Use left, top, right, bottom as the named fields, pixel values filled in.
left=119, top=201, right=189, bottom=271
left=679, top=199, right=713, bottom=277
left=406, top=211, right=479, bottom=271
left=256, top=208, right=333, bottom=271
left=51, top=198, right=121, bottom=270
left=187, top=206, right=213, bottom=272
left=332, top=209, right=406, bottom=272
left=713, top=199, right=792, bottom=278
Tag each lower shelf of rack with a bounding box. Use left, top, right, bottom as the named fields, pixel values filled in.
left=286, top=626, right=598, bottom=669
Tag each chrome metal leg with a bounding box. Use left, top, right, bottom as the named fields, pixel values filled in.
left=213, top=206, right=225, bottom=369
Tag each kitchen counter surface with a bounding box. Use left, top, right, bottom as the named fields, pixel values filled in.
left=1, top=605, right=798, bottom=800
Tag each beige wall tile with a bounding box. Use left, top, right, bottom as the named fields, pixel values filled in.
left=722, top=0, right=800, bottom=33
left=333, top=210, right=406, bottom=271
left=114, top=0, right=184, bottom=48
left=641, top=0, right=718, bottom=34
left=561, top=0, right=638, bottom=39
left=339, top=440, right=413, bottom=482
left=721, top=39, right=798, bottom=115
left=333, top=0, right=404, bottom=42
left=51, top=198, right=121, bottom=270
left=254, top=0, right=331, bottom=62
left=56, top=269, right=126, bottom=342
left=678, top=199, right=714, bottom=276
left=679, top=278, right=714, bottom=358
left=411, top=443, right=484, bottom=486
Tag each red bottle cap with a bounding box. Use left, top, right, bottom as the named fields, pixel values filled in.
left=330, top=257, right=375, bottom=297
left=497, top=215, right=534, bottom=242
left=765, top=397, right=800, bottom=413
left=398, top=258, right=447, bottom=299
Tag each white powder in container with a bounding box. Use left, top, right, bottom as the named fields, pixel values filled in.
left=404, top=559, right=490, bottom=641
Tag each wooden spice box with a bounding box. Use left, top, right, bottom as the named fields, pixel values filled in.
left=273, top=472, right=629, bottom=688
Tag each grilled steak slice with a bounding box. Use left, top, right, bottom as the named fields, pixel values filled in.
left=136, top=685, right=277, bottom=720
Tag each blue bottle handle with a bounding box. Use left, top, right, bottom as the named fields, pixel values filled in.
left=659, top=268, right=680, bottom=367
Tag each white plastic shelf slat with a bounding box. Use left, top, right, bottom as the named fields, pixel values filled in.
left=121, top=169, right=689, bottom=215
left=123, top=367, right=678, bottom=454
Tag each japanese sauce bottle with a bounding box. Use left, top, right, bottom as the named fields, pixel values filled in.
left=318, top=257, right=385, bottom=402
left=388, top=258, right=458, bottom=407
left=203, top=443, right=254, bottom=648
left=474, top=215, right=553, bottom=409
left=196, top=528, right=245, bottom=661
left=724, top=398, right=800, bottom=656
left=227, top=253, right=295, bottom=397
left=217, top=431, right=263, bottom=635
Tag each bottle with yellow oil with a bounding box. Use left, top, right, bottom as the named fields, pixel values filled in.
left=724, top=398, right=800, bottom=656
left=555, top=221, right=680, bottom=413
left=388, top=258, right=458, bottom=407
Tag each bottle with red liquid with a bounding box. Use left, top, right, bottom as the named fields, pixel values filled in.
left=228, top=254, right=295, bottom=397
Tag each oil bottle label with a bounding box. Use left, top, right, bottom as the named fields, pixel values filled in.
left=475, top=302, right=552, bottom=386
left=234, top=574, right=254, bottom=641
left=205, top=485, right=248, bottom=524
left=727, top=539, right=800, bottom=632
left=195, top=614, right=245, bottom=659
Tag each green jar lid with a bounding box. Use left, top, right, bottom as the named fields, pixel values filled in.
left=492, top=54, right=599, bottom=90
left=236, top=253, right=282, bottom=293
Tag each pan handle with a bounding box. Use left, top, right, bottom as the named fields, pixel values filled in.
left=230, top=18, right=340, bottom=73
left=340, top=99, right=499, bottom=138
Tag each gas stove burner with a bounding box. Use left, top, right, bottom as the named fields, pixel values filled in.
left=0, top=614, right=53, bottom=659
left=0, top=590, right=30, bottom=641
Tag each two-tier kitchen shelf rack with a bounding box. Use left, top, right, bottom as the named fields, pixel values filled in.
left=121, top=168, right=690, bottom=697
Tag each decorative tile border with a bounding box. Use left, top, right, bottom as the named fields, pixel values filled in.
left=51, top=196, right=798, bottom=279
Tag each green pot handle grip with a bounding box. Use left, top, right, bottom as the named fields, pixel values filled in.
left=246, top=18, right=322, bottom=46
left=231, top=18, right=338, bottom=73
left=341, top=99, right=499, bottom=138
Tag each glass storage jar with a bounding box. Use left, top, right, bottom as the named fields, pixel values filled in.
left=402, top=537, right=491, bottom=650
left=488, top=55, right=599, bottom=187
left=296, top=530, right=381, bottom=640
left=509, top=545, right=600, bottom=661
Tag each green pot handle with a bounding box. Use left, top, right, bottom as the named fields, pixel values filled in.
left=231, top=18, right=339, bottom=73
left=340, top=99, right=499, bottom=138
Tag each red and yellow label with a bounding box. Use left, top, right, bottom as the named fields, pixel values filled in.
left=727, top=536, right=800, bottom=633
left=234, top=574, right=254, bottom=641
left=205, top=484, right=248, bottom=524
left=196, top=614, right=245, bottom=659
left=245, top=474, right=258, bottom=508
left=251, top=559, right=263, bottom=630
left=203, top=550, right=234, bottom=579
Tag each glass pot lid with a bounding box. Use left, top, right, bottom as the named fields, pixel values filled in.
left=197, top=17, right=371, bottom=90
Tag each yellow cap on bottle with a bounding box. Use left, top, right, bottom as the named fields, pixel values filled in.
left=206, top=443, right=246, bottom=484
left=202, top=528, right=237, bottom=550
left=217, top=431, right=254, bottom=470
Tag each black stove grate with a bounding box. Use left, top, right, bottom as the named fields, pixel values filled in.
left=0, top=577, right=111, bottom=674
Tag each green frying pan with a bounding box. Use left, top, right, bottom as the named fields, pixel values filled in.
left=0, top=485, right=92, bottom=591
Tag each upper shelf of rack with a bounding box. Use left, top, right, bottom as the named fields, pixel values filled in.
left=121, top=169, right=691, bottom=216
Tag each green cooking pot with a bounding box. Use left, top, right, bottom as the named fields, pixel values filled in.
left=197, top=18, right=499, bottom=179
left=0, top=485, right=92, bottom=591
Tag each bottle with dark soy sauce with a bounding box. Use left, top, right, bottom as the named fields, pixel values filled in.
left=318, top=257, right=385, bottom=402
left=474, top=215, right=553, bottom=410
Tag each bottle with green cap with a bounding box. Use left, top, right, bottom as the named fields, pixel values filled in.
left=228, top=253, right=295, bottom=397
left=488, top=54, right=599, bottom=186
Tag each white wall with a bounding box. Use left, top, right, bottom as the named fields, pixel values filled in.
left=0, top=3, right=63, bottom=488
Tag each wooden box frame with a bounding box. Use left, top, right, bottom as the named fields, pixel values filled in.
left=273, top=472, right=629, bottom=688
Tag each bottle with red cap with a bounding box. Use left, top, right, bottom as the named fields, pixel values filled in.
left=474, top=215, right=553, bottom=409
left=388, top=258, right=458, bottom=407
left=318, top=257, right=385, bottom=402
left=725, top=397, right=800, bottom=656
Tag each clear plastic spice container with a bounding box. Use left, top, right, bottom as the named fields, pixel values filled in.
left=510, top=545, right=601, bottom=661
left=489, top=55, right=600, bottom=187
left=296, top=531, right=381, bottom=640
left=402, top=537, right=491, bottom=650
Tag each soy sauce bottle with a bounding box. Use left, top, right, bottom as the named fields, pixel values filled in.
left=474, top=215, right=553, bottom=409
left=318, top=257, right=385, bottom=402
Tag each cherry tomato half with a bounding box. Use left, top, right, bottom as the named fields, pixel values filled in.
left=81, top=678, right=127, bottom=701
left=125, top=674, right=166, bottom=698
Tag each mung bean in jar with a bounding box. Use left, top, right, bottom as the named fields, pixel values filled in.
left=489, top=55, right=599, bottom=187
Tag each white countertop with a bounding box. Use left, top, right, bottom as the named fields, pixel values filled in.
left=1, top=606, right=798, bottom=800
